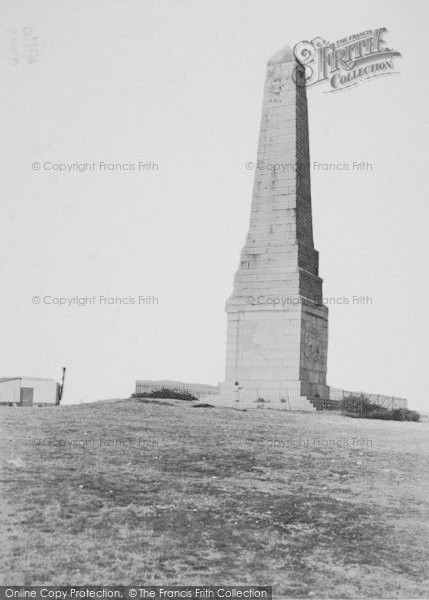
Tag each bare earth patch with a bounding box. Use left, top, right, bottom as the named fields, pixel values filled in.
left=0, top=400, right=428, bottom=598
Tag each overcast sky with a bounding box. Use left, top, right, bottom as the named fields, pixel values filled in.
left=1, top=0, right=428, bottom=411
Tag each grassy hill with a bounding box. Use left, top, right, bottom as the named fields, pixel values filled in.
left=0, top=399, right=428, bottom=597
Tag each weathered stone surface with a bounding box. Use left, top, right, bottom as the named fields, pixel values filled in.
left=220, top=46, right=329, bottom=407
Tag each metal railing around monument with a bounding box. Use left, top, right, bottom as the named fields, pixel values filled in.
left=328, top=386, right=407, bottom=410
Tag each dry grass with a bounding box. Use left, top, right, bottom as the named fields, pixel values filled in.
left=0, top=399, right=428, bottom=597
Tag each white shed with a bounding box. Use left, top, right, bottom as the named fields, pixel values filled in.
left=0, top=377, right=60, bottom=407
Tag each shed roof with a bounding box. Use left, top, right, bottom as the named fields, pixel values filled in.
left=0, top=377, right=56, bottom=383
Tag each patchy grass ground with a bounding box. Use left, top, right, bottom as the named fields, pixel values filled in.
left=0, top=399, right=428, bottom=597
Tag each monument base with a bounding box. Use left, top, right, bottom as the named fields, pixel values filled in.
left=200, top=380, right=326, bottom=411
left=198, top=381, right=407, bottom=412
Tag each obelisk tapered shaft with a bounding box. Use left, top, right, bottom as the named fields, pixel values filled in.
left=224, top=46, right=328, bottom=402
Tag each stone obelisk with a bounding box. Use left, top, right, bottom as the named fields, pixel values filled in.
left=220, top=45, right=328, bottom=410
